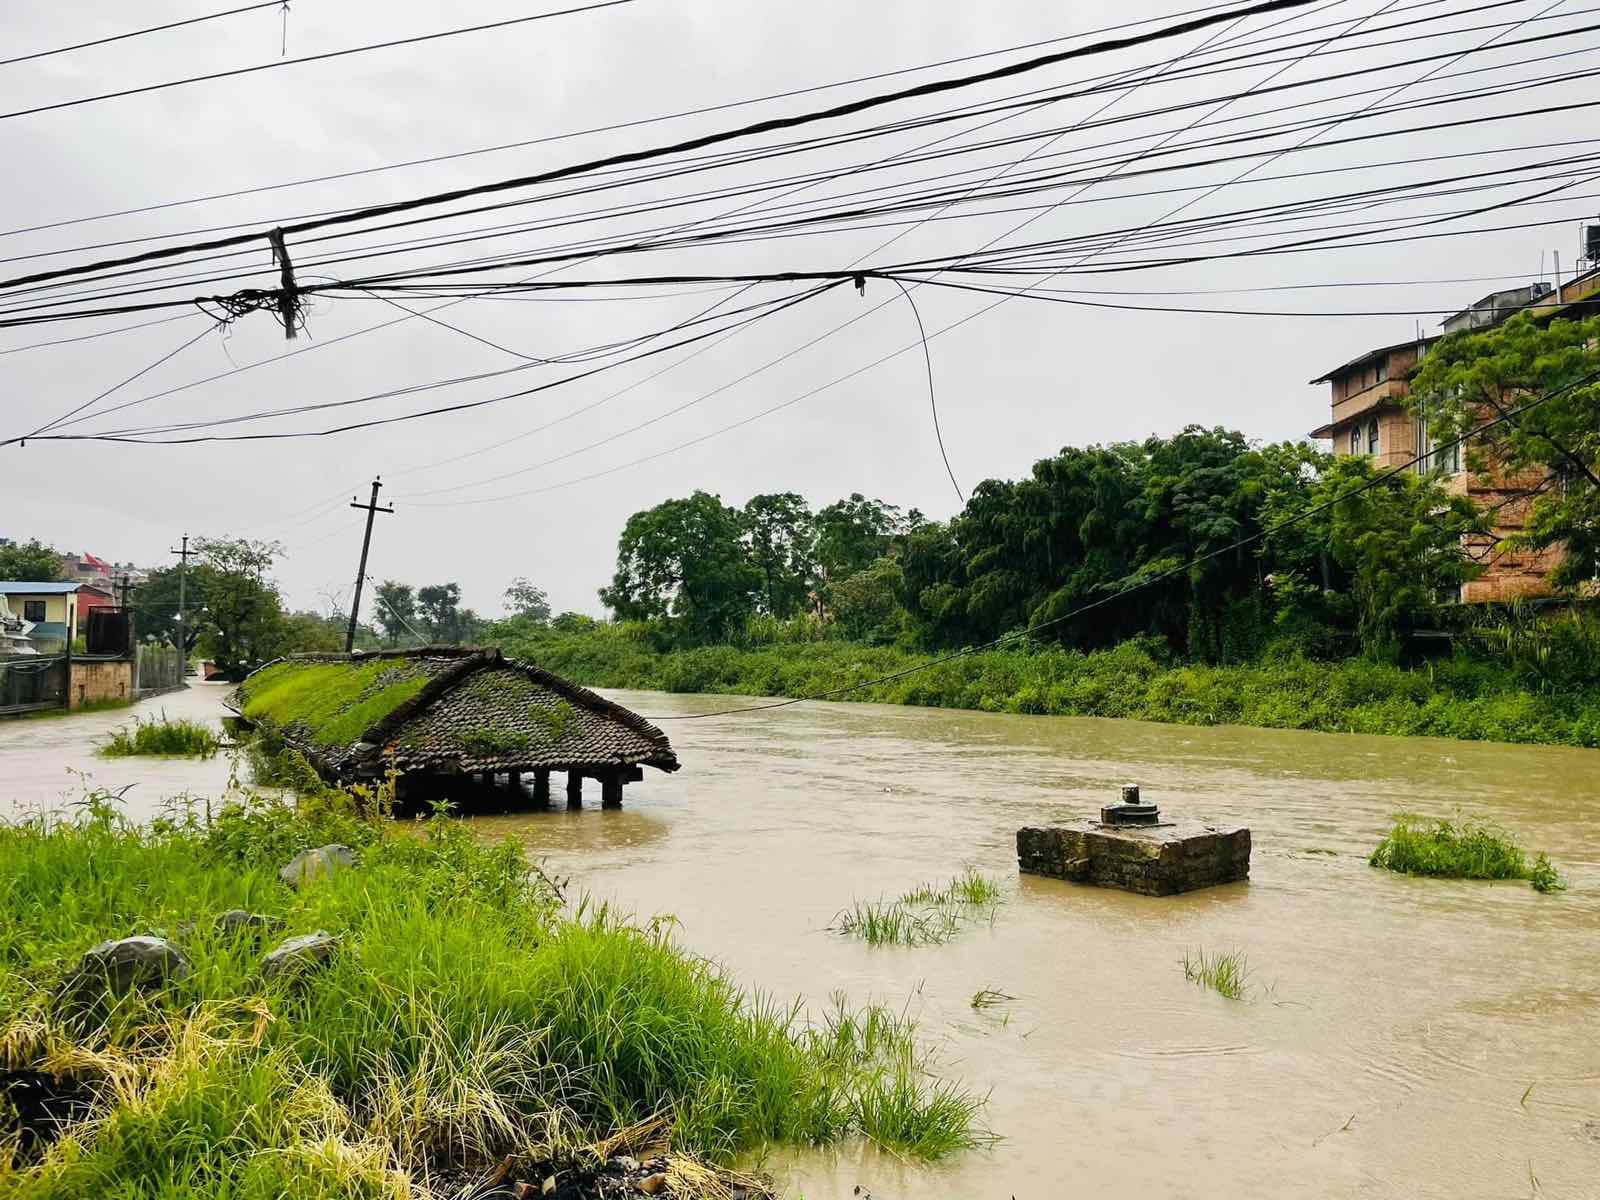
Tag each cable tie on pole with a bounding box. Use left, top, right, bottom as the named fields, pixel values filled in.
left=853, top=273, right=866, bottom=296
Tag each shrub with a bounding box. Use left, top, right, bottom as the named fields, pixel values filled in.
left=100, top=714, right=220, bottom=759
left=1369, top=815, right=1566, bottom=892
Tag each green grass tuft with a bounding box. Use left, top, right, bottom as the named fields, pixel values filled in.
left=834, top=870, right=1004, bottom=947
left=1529, top=852, right=1567, bottom=893
left=1182, top=948, right=1250, bottom=1000
left=1369, top=814, right=1567, bottom=893
left=100, top=714, right=220, bottom=758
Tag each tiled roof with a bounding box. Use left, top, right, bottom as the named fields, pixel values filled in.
left=227, top=647, right=677, bottom=781
left=390, top=660, right=678, bottom=774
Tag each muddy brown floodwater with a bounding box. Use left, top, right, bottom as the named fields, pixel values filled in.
left=5, top=683, right=1599, bottom=1198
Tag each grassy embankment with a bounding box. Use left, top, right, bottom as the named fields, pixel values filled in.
left=502, top=625, right=1600, bottom=748
left=0, top=791, right=986, bottom=1197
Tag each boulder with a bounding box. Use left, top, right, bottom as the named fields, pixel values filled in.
left=278, top=844, right=356, bottom=888
left=64, top=936, right=190, bottom=1001
left=262, top=932, right=339, bottom=979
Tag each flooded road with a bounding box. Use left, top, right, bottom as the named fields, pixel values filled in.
left=5, top=686, right=1598, bottom=1197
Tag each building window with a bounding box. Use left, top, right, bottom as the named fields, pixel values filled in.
left=1435, top=438, right=1462, bottom=474
left=1349, top=428, right=1362, bottom=455
left=22, top=600, right=46, bottom=622
left=1367, top=419, right=1380, bottom=455
left=1376, top=358, right=1389, bottom=382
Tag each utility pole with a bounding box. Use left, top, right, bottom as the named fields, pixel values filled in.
left=346, top=478, right=394, bottom=653
left=170, top=534, right=192, bottom=674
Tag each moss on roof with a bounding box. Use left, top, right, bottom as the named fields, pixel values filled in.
left=236, top=656, right=436, bottom=747
left=229, top=648, right=679, bottom=780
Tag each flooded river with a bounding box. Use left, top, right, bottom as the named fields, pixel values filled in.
left=5, top=684, right=1598, bottom=1198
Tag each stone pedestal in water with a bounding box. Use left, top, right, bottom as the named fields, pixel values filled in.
left=1017, top=785, right=1250, bottom=896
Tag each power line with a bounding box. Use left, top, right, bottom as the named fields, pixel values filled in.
left=0, top=0, right=641, bottom=124
left=0, top=0, right=1256, bottom=242
left=0, top=0, right=1323, bottom=291
left=7, top=14, right=1592, bottom=320
left=644, top=363, right=1600, bottom=720
left=0, top=1, right=283, bottom=69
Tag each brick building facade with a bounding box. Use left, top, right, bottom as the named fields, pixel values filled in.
left=1308, top=260, right=1600, bottom=603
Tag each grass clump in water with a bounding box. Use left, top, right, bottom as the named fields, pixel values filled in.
left=1182, top=948, right=1250, bottom=1000
left=99, top=713, right=220, bottom=758
left=1368, top=814, right=1566, bottom=893
left=0, top=788, right=988, bottom=1195
left=833, top=869, right=1003, bottom=947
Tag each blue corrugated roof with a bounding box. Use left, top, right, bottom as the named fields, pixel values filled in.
left=0, top=581, right=81, bottom=594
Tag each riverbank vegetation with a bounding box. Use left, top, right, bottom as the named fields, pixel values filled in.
left=0, top=790, right=987, bottom=1197
left=502, top=624, right=1600, bottom=747
left=1369, top=815, right=1566, bottom=892
left=98, top=714, right=220, bottom=758
left=476, top=314, right=1600, bottom=749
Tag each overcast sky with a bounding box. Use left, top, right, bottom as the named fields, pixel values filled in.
left=2, top=0, right=1596, bottom=619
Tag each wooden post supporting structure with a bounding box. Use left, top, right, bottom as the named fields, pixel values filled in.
left=601, top=771, right=623, bottom=809
left=532, top=770, right=551, bottom=809
left=566, top=771, right=583, bottom=810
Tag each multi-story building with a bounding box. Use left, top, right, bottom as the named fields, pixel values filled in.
left=1308, top=247, right=1600, bottom=602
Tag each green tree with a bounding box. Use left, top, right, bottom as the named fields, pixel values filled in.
left=191, top=537, right=286, bottom=674
left=0, top=538, right=63, bottom=581
left=417, top=583, right=468, bottom=643
left=742, top=492, right=817, bottom=617
left=373, top=580, right=418, bottom=645
left=131, top=565, right=208, bottom=651
left=275, top=610, right=346, bottom=654
left=814, top=494, right=902, bottom=583
left=600, top=490, right=759, bottom=645
left=1316, top=457, right=1482, bottom=650
left=503, top=577, right=552, bottom=623
left=827, top=557, right=906, bottom=643
left=1409, top=311, right=1600, bottom=587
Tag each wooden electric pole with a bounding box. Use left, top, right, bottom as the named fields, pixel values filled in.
left=345, top=478, right=394, bottom=653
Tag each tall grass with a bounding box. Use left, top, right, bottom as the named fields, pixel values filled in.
left=499, top=623, right=1600, bottom=749
left=0, top=790, right=988, bottom=1196
left=1182, top=949, right=1250, bottom=1000
left=833, top=870, right=1003, bottom=947
left=99, top=714, right=220, bottom=759
left=1369, top=815, right=1566, bottom=892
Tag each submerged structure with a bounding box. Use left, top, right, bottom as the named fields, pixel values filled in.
left=227, top=647, right=679, bottom=809
left=1017, top=786, right=1250, bottom=896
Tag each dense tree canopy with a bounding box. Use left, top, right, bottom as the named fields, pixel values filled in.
left=503, top=577, right=552, bottom=624
left=743, top=492, right=817, bottom=618
left=0, top=539, right=64, bottom=582
left=1410, top=311, right=1600, bottom=587
left=595, top=424, right=1488, bottom=658
left=373, top=580, right=418, bottom=645
left=599, top=490, right=759, bottom=644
